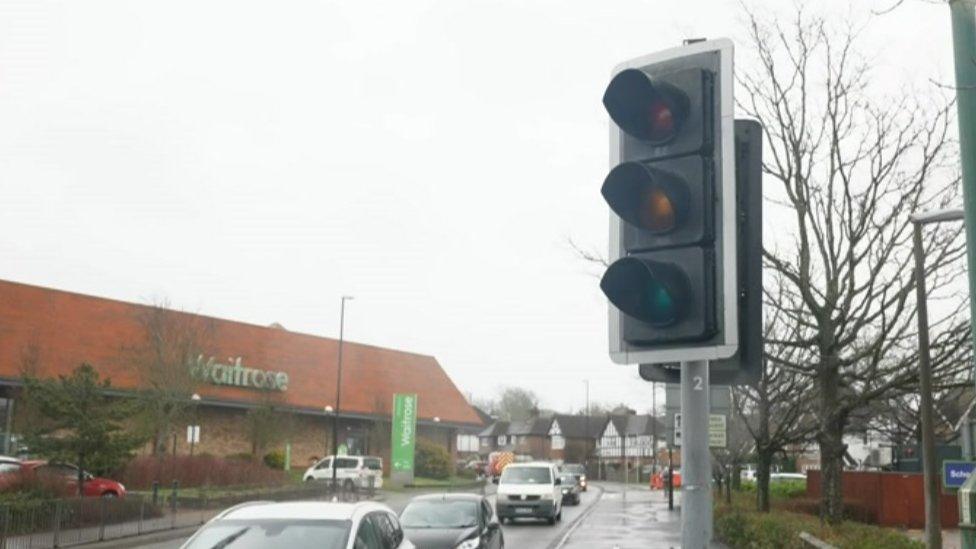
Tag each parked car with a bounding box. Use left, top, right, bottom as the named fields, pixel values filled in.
left=400, top=493, right=504, bottom=549
left=557, top=472, right=581, bottom=505
left=21, top=461, right=126, bottom=497
left=493, top=462, right=563, bottom=525
left=181, top=500, right=414, bottom=549
left=303, top=455, right=384, bottom=490
left=559, top=463, right=588, bottom=491
left=770, top=472, right=807, bottom=482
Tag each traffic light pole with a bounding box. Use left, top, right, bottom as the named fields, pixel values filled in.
left=681, top=360, right=711, bottom=548
left=951, top=0, right=976, bottom=383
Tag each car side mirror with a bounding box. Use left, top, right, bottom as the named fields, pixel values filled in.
left=554, top=478, right=562, bottom=485
left=491, top=477, right=499, bottom=484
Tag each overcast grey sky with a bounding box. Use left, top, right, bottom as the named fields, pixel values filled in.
left=0, top=0, right=956, bottom=413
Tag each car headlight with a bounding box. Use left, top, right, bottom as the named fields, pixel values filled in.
left=456, top=538, right=481, bottom=549
left=561, top=488, right=570, bottom=494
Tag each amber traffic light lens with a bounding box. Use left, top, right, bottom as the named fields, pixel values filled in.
left=639, top=187, right=676, bottom=233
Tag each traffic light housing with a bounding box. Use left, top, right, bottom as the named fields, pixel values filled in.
left=639, top=119, right=764, bottom=385
left=602, top=39, right=738, bottom=364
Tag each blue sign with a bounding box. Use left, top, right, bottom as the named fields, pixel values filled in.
left=943, top=460, right=976, bottom=490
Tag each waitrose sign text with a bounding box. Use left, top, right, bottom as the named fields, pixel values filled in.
left=391, top=393, right=418, bottom=473
left=189, top=355, right=290, bottom=392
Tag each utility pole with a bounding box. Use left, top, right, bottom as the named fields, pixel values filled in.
left=331, top=295, right=354, bottom=489
left=682, top=360, right=711, bottom=548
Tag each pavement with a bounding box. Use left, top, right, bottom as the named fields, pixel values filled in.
left=906, top=528, right=962, bottom=549
left=555, top=482, right=728, bottom=549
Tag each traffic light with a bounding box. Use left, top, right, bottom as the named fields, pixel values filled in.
left=639, top=119, right=764, bottom=385
left=602, top=39, right=738, bottom=365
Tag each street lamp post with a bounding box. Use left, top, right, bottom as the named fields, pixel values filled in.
left=912, top=208, right=964, bottom=549
left=331, top=296, right=354, bottom=490
left=583, top=380, right=590, bottom=472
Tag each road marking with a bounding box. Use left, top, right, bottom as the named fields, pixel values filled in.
left=548, top=486, right=605, bottom=549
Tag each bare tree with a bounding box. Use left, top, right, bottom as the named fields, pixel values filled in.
left=733, top=309, right=817, bottom=512
left=739, top=8, right=971, bottom=522
left=127, top=302, right=213, bottom=455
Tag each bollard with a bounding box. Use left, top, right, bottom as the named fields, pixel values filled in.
left=138, top=498, right=145, bottom=535
left=0, top=505, right=8, bottom=549
left=98, top=497, right=107, bottom=541
left=151, top=481, right=159, bottom=506
left=51, top=501, right=62, bottom=548
left=171, top=480, right=179, bottom=529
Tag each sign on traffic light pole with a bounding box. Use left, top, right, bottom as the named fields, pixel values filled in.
left=598, top=39, right=756, bottom=547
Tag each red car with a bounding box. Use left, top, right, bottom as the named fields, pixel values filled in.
left=21, top=461, right=127, bottom=498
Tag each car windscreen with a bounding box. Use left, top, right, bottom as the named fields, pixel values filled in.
left=182, top=519, right=350, bottom=549
left=400, top=500, right=480, bottom=529
left=563, top=465, right=585, bottom=474
left=500, top=467, right=551, bottom=484
left=558, top=474, right=577, bottom=484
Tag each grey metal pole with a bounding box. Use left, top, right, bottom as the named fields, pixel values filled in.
left=681, top=360, right=711, bottom=548
left=950, top=0, right=976, bottom=379
left=914, top=222, right=942, bottom=549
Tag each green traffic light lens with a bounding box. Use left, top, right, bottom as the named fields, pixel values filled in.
left=600, top=257, right=687, bottom=328
left=643, top=279, right=678, bottom=325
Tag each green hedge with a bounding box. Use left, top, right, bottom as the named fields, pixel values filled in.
left=739, top=479, right=807, bottom=499
left=414, top=439, right=451, bottom=480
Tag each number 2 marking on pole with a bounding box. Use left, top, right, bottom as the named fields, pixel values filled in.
left=693, top=376, right=703, bottom=390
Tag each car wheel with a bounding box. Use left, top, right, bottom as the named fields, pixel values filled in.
left=557, top=508, right=562, bottom=521
left=343, top=479, right=355, bottom=491
left=547, top=516, right=556, bottom=525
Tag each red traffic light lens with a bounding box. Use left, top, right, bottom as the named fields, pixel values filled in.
left=602, top=69, right=688, bottom=145
left=647, top=101, right=676, bottom=143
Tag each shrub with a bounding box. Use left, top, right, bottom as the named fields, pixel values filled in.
left=117, top=455, right=288, bottom=489
left=414, top=439, right=451, bottom=480
left=714, top=503, right=921, bottom=549
left=263, top=450, right=285, bottom=470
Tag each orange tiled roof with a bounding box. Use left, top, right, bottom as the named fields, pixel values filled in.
left=0, top=279, right=482, bottom=426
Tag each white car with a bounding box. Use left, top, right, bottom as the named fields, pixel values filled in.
left=493, top=462, right=563, bottom=525
left=304, top=455, right=384, bottom=490
left=180, top=500, right=414, bottom=549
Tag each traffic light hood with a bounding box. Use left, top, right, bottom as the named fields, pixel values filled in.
left=603, top=68, right=689, bottom=144
left=600, top=257, right=689, bottom=327
left=602, top=162, right=690, bottom=234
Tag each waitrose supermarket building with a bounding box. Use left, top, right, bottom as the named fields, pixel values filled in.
left=0, top=280, right=485, bottom=470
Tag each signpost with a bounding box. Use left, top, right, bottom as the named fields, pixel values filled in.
left=945, top=460, right=976, bottom=491
left=391, top=393, right=418, bottom=485
left=673, top=413, right=727, bottom=448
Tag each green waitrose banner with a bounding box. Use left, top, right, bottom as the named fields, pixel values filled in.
left=391, top=393, right=418, bottom=473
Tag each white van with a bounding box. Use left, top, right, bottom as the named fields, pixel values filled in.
left=303, top=455, right=384, bottom=490
left=494, top=462, right=562, bottom=525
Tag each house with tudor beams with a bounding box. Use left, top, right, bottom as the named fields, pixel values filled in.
left=596, top=414, right=668, bottom=481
